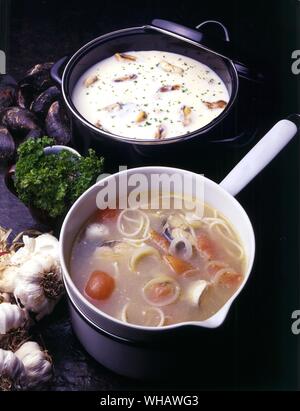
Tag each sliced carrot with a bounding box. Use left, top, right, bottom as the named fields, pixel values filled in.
left=96, top=208, right=119, bottom=222
left=85, top=270, right=115, bottom=300
left=216, top=270, right=243, bottom=288
left=164, top=254, right=193, bottom=275
left=149, top=229, right=170, bottom=253
left=196, top=232, right=215, bottom=259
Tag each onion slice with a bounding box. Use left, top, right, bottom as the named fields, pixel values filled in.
left=142, top=276, right=180, bottom=307
left=129, top=245, right=160, bottom=272
left=214, top=268, right=243, bottom=288
left=117, top=209, right=150, bottom=239
left=121, top=302, right=165, bottom=327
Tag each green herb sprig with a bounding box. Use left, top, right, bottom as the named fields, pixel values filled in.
left=15, top=137, right=104, bottom=218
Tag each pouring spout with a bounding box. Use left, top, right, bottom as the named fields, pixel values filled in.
left=220, top=117, right=299, bottom=197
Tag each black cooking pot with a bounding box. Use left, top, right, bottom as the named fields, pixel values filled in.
left=51, top=19, right=262, bottom=159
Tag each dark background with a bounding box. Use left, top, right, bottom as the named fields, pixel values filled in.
left=0, top=0, right=299, bottom=390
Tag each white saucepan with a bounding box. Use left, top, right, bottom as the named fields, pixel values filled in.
left=59, top=116, right=298, bottom=378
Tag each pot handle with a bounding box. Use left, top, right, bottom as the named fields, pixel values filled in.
left=151, top=19, right=263, bottom=83
left=50, top=56, right=68, bottom=86
left=220, top=115, right=300, bottom=197
left=4, top=164, right=17, bottom=197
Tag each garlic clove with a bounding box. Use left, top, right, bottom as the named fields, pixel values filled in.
left=0, top=265, right=19, bottom=293
left=10, top=233, right=59, bottom=265
left=34, top=234, right=59, bottom=260
left=10, top=235, right=36, bottom=265
left=0, top=292, right=11, bottom=303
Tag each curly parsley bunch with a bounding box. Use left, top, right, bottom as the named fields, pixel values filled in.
left=15, top=137, right=104, bottom=218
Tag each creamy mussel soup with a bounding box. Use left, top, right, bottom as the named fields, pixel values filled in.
left=72, top=51, right=229, bottom=140
left=70, top=196, right=246, bottom=327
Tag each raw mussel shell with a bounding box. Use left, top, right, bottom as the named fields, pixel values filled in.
left=17, top=63, right=55, bottom=109
left=19, top=62, right=54, bottom=92
left=31, top=86, right=61, bottom=118
left=45, top=101, right=71, bottom=145
left=0, top=74, right=17, bottom=88
left=0, top=107, right=43, bottom=140
left=16, top=83, right=36, bottom=109
left=0, top=126, right=16, bottom=162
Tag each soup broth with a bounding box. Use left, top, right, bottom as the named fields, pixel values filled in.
left=70, top=196, right=246, bottom=327
left=72, top=50, right=229, bottom=140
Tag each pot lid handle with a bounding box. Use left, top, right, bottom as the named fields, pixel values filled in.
left=150, top=19, right=263, bottom=83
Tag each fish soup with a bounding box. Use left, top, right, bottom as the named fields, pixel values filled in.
left=70, top=195, right=246, bottom=327
left=72, top=50, right=229, bottom=140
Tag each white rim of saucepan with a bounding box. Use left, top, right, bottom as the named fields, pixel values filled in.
left=59, top=166, right=255, bottom=332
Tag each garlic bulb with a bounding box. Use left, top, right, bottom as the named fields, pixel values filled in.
left=0, top=303, right=29, bottom=350
left=0, top=234, right=59, bottom=293
left=15, top=341, right=52, bottom=389
left=0, top=349, right=26, bottom=391
left=0, top=233, right=64, bottom=321
left=0, top=303, right=28, bottom=335
left=10, top=234, right=59, bottom=265
left=0, top=230, right=55, bottom=390
left=14, top=253, right=63, bottom=321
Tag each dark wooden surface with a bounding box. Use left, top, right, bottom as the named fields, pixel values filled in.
left=0, top=0, right=299, bottom=390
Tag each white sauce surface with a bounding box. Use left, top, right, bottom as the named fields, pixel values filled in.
left=72, top=51, right=229, bottom=140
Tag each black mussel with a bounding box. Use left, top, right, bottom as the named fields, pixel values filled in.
left=25, top=128, right=44, bottom=139
left=45, top=101, right=71, bottom=145
left=0, top=126, right=16, bottom=162
left=0, top=74, right=17, bottom=88
left=0, top=107, right=43, bottom=140
left=16, top=83, right=36, bottom=109
left=20, top=63, right=54, bottom=92
left=30, top=86, right=61, bottom=118
left=0, top=74, right=17, bottom=109
left=0, top=85, right=16, bottom=110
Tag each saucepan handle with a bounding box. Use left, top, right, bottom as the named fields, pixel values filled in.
left=50, top=56, right=69, bottom=86
left=220, top=115, right=299, bottom=196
